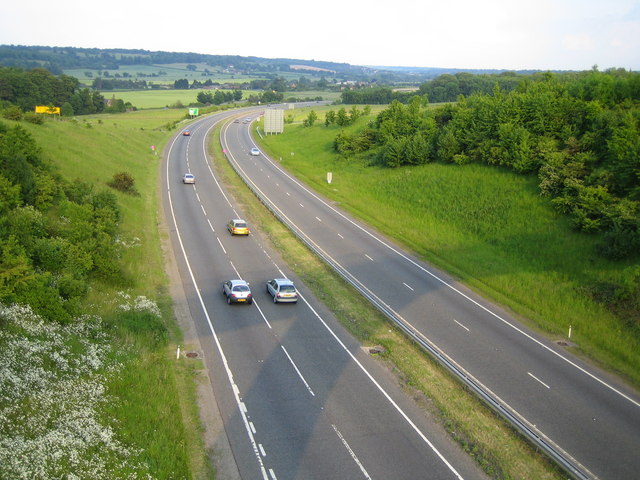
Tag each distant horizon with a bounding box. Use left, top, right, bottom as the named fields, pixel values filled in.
left=2, top=43, right=631, bottom=74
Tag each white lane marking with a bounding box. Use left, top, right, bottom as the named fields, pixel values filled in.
left=250, top=422, right=257, bottom=434
left=332, top=424, right=372, bottom=480
left=281, top=346, right=315, bottom=396
left=528, top=372, right=551, bottom=389
left=403, top=282, right=414, bottom=291
left=269, top=469, right=277, bottom=480
left=200, top=204, right=207, bottom=215
left=337, top=233, right=344, bottom=239
left=299, top=203, right=304, bottom=208
left=207, top=219, right=215, bottom=233
left=259, top=444, right=266, bottom=457
left=364, top=254, right=374, bottom=262
left=253, top=301, right=273, bottom=329
left=286, top=192, right=290, bottom=196
left=195, top=192, right=201, bottom=202
left=316, top=216, right=322, bottom=222
left=216, top=237, right=227, bottom=255
left=454, top=319, right=470, bottom=332
left=234, top=136, right=640, bottom=410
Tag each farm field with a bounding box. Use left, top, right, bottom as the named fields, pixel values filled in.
left=64, top=63, right=262, bottom=85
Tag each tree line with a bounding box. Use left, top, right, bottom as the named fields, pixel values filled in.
left=0, top=122, right=124, bottom=322
left=333, top=69, right=640, bottom=260
left=0, top=67, right=107, bottom=116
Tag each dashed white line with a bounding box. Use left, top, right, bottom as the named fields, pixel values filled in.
left=269, top=469, right=277, bottom=480
left=528, top=372, right=551, bottom=389
left=454, top=319, right=470, bottom=332
left=364, top=254, right=374, bottom=261
left=259, top=444, right=266, bottom=457
left=299, top=203, right=304, bottom=208
left=200, top=204, right=207, bottom=215
left=332, top=424, right=372, bottom=479
left=316, top=216, right=322, bottom=222
left=281, top=345, right=315, bottom=396
left=250, top=421, right=257, bottom=434
left=403, top=282, right=414, bottom=291
left=216, top=237, right=227, bottom=255
left=337, top=233, right=344, bottom=239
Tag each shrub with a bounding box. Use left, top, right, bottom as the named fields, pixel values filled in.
left=24, top=112, right=45, bottom=125
left=107, top=172, right=137, bottom=195
left=1, top=105, right=23, bottom=121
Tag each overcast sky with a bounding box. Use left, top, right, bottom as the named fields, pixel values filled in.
left=2, top=0, right=639, bottom=71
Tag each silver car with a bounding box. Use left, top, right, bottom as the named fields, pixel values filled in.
left=182, top=173, right=195, bottom=184
left=222, top=279, right=252, bottom=304
left=266, top=278, right=298, bottom=303
left=250, top=147, right=260, bottom=156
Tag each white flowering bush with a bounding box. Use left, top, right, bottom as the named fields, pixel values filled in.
left=0, top=304, right=155, bottom=479
left=116, top=292, right=161, bottom=318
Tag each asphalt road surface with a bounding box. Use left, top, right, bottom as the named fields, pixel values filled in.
left=162, top=110, right=488, bottom=480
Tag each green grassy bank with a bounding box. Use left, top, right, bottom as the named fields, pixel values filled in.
left=12, top=110, right=213, bottom=479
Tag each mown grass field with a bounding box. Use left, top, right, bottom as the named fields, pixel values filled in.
left=15, top=109, right=212, bottom=479
left=254, top=106, right=640, bottom=387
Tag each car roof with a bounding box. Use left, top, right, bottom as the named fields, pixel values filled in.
left=229, top=279, right=248, bottom=285
left=273, top=278, right=293, bottom=284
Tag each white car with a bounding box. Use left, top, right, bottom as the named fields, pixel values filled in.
left=250, top=147, right=260, bottom=156
left=182, top=173, right=195, bottom=184
left=266, top=278, right=298, bottom=303
left=222, top=279, right=252, bottom=304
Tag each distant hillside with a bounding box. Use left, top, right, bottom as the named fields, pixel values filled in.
left=0, top=44, right=514, bottom=84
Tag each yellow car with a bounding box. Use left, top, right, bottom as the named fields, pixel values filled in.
left=227, top=219, right=250, bottom=235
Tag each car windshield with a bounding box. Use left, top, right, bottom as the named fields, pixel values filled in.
left=233, top=285, right=249, bottom=292
left=235, top=222, right=247, bottom=228
left=279, top=285, right=295, bottom=293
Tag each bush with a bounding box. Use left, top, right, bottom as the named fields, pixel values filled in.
left=24, top=112, right=45, bottom=125
left=2, top=105, right=23, bottom=121
left=107, top=172, right=137, bottom=194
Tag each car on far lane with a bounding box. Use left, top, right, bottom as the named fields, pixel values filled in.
left=250, top=147, right=260, bottom=156
left=266, top=278, right=298, bottom=303
left=182, top=173, right=195, bottom=184
left=182, top=130, right=191, bottom=136
left=227, top=219, right=250, bottom=235
left=222, top=279, right=252, bottom=304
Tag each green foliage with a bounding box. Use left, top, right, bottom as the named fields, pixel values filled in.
left=2, top=105, right=23, bottom=120
left=0, top=121, right=125, bottom=322
left=337, top=71, right=640, bottom=258
left=303, top=110, right=318, bottom=127
left=23, top=112, right=45, bottom=124
left=107, top=171, right=137, bottom=195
